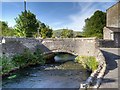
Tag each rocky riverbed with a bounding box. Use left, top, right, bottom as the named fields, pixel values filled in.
left=2, top=61, right=89, bottom=89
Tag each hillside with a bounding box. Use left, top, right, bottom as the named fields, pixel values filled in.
left=53, top=29, right=82, bottom=38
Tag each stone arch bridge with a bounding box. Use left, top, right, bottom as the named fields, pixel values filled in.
left=2, top=37, right=97, bottom=56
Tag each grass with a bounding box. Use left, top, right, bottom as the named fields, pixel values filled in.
left=75, top=56, right=98, bottom=71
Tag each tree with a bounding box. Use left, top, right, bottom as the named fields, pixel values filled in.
left=83, top=10, right=106, bottom=38
left=34, top=22, right=52, bottom=38
left=40, top=25, right=53, bottom=38
left=14, top=10, right=39, bottom=37
left=61, top=29, right=74, bottom=38
left=46, top=28, right=53, bottom=38
left=0, top=21, right=15, bottom=36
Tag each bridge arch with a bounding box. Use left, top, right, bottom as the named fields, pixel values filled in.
left=40, top=38, right=96, bottom=56
left=43, top=49, right=78, bottom=56
left=51, top=50, right=77, bottom=55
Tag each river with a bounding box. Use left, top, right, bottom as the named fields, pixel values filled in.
left=2, top=53, right=89, bottom=89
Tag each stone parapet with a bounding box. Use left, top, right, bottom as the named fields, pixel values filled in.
left=1, top=37, right=97, bottom=57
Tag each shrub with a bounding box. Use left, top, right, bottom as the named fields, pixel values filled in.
left=12, top=48, right=45, bottom=68
left=33, top=47, right=45, bottom=65
left=1, top=48, right=45, bottom=75
left=12, top=49, right=32, bottom=68
left=0, top=56, right=15, bottom=75
left=75, top=56, right=98, bottom=71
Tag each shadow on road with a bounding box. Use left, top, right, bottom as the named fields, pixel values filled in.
left=101, top=50, right=120, bottom=84
left=101, top=50, right=120, bottom=71
left=102, top=78, right=116, bottom=83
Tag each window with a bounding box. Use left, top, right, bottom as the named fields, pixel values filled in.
left=110, top=32, right=114, bottom=40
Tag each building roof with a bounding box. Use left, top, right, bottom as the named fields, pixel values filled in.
left=107, top=1, right=120, bottom=11
left=106, top=27, right=120, bottom=32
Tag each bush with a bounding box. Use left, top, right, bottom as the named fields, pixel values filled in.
left=0, top=56, right=15, bottom=75
left=75, top=56, right=98, bottom=71
left=0, top=48, right=45, bottom=75
left=12, top=49, right=31, bottom=68
left=12, top=48, right=45, bottom=68
left=33, top=48, right=45, bottom=65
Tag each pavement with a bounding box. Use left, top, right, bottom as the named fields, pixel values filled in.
left=99, top=48, right=120, bottom=89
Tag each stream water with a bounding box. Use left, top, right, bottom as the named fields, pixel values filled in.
left=2, top=53, right=89, bottom=89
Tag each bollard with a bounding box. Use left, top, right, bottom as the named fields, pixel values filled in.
left=93, top=78, right=102, bottom=88
left=80, top=76, right=94, bottom=89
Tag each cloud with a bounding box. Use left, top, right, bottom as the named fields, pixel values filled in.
left=52, top=2, right=98, bottom=31
left=67, top=2, right=96, bottom=31
left=52, top=2, right=116, bottom=31
left=2, top=1, right=117, bottom=31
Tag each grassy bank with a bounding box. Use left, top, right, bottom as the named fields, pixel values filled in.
left=1, top=48, right=45, bottom=76
left=75, top=56, right=98, bottom=71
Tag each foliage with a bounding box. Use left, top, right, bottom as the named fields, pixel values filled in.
left=38, top=23, right=53, bottom=38
left=61, top=29, right=74, bottom=38
left=0, top=56, right=15, bottom=75
left=12, top=49, right=33, bottom=68
left=0, top=48, right=45, bottom=75
left=83, top=10, right=106, bottom=38
left=33, top=47, right=45, bottom=65
left=14, top=10, right=39, bottom=37
left=52, top=29, right=64, bottom=38
left=40, top=27, right=52, bottom=38
left=75, top=56, right=98, bottom=71
left=1, top=11, right=53, bottom=38
left=52, top=29, right=82, bottom=38
left=74, top=31, right=83, bottom=38
left=12, top=48, right=45, bottom=68
left=0, top=21, right=15, bottom=36
left=8, top=75, right=17, bottom=79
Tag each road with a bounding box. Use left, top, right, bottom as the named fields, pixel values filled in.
left=100, top=48, right=120, bottom=89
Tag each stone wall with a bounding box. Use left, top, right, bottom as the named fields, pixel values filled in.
left=106, top=2, right=120, bottom=28
left=103, top=27, right=113, bottom=40
left=41, top=38, right=97, bottom=56
left=114, top=32, right=120, bottom=47
left=98, top=39, right=115, bottom=48
left=2, top=37, right=40, bottom=57
left=1, top=37, right=97, bottom=57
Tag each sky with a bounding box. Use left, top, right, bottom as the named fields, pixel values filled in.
left=1, top=1, right=117, bottom=31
